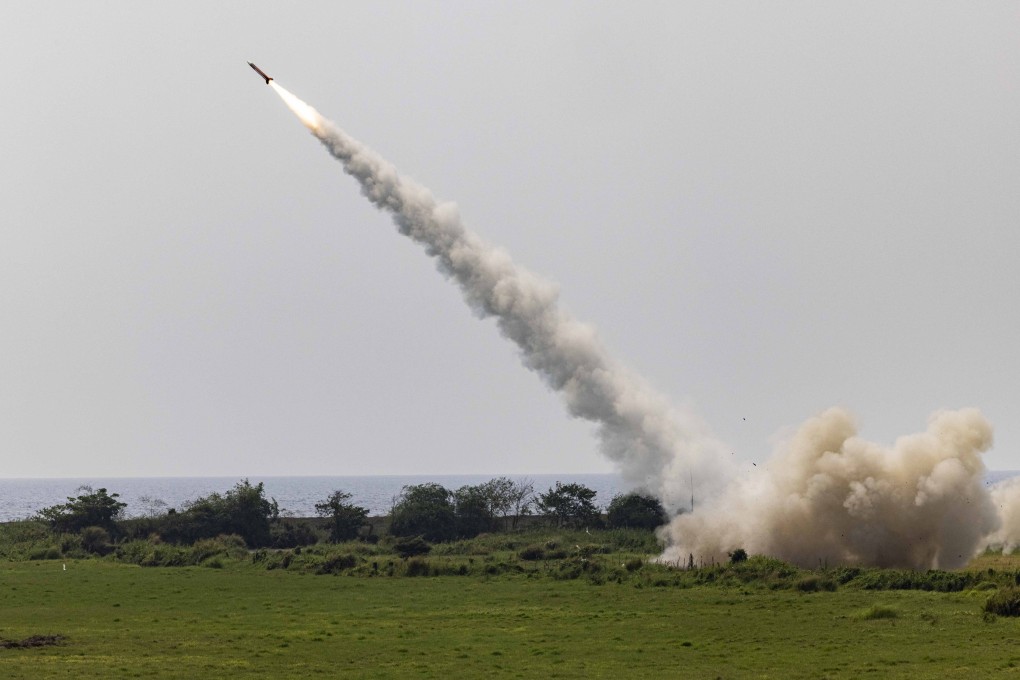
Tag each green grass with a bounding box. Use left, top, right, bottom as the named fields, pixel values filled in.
left=3, top=560, right=1020, bottom=678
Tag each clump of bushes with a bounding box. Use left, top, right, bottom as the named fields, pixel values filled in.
left=853, top=604, right=899, bottom=620
left=519, top=544, right=545, bottom=561
left=729, top=548, right=748, bottom=564
left=405, top=558, right=431, bottom=577
left=80, top=526, right=113, bottom=555
left=393, top=536, right=431, bottom=558
left=984, top=587, right=1020, bottom=617
left=317, top=553, right=359, bottom=575
left=795, top=575, right=836, bottom=592
left=28, top=546, right=62, bottom=561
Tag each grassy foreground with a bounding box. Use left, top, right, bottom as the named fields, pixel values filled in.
left=2, top=559, right=1019, bottom=679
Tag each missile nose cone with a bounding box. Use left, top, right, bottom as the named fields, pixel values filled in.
left=247, top=61, right=273, bottom=84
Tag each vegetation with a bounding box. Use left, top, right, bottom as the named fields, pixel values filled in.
left=314, top=490, right=370, bottom=543
left=9, top=493, right=1020, bottom=679
left=37, top=486, right=126, bottom=534
left=605, top=492, right=668, bottom=530
left=12, top=478, right=1020, bottom=677
left=536, top=482, right=601, bottom=528
left=388, top=483, right=458, bottom=541
left=1, top=553, right=1020, bottom=678
left=984, top=586, right=1020, bottom=617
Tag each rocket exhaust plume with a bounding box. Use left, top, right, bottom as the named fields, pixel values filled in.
left=267, top=81, right=732, bottom=510
left=264, top=78, right=1018, bottom=569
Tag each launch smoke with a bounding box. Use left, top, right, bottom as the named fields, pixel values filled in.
left=268, top=81, right=1017, bottom=569
left=660, top=408, right=1000, bottom=569
left=269, top=82, right=732, bottom=510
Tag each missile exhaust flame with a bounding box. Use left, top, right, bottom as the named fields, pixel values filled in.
left=262, top=76, right=1020, bottom=570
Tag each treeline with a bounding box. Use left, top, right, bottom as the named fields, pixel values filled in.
left=24, top=478, right=668, bottom=552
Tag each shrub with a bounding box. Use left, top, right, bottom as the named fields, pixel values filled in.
left=317, top=553, right=358, bottom=575
left=453, top=484, right=499, bottom=538
left=606, top=493, right=668, bottom=530
left=80, top=526, right=113, bottom=555
left=163, top=480, right=279, bottom=547
left=38, top=487, right=127, bottom=534
left=405, top=558, right=431, bottom=577
left=393, top=536, right=431, bottom=558
left=536, top=482, right=601, bottom=529
left=315, top=491, right=370, bottom=543
left=625, top=558, right=645, bottom=572
left=389, top=484, right=457, bottom=542
left=853, top=605, right=899, bottom=620
left=28, top=546, right=62, bottom=560
left=519, top=545, right=545, bottom=561
left=729, top=548, right=748, bottom=564
left=272, top=520, right=320, bottom=549
left=984, top=587, right=1020, bottom=617
left=795, top=575, right=836, bottom=592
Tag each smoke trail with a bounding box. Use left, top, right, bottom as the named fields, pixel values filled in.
left=269, top=83, right=733, bottom=508
left=268, top=81, right=1015, bottom=569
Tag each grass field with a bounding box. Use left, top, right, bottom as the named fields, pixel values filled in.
left=2, top=559, right=1019, bottom=679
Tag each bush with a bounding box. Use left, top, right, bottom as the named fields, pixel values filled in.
left=272, top=520, right=320, bottom=549
left=317, top=553, right=358, bottom=575
left=405, top=558, right=431, bottom=577
left=536, top=482, right=601, bottom=529
left=28, top=546, right=62, bottom=561
left=315, top=491, right=369, bottom=543
left=985, top=587, right=1020, bottom=617
left=389, top=484, right=457, bottom=542
left=393, top=536, right=431, bottom=558
left=519, top=545, right=545, bottom=561
left=729, top=548, right=748, bottom=564
left=853, top=605, right=899, bottom=620
left=161, top=480, right=278, bottom=547
left=38, top=487, right=127, bottom=534
left=606, top=493, right=668, bottom=530
left=625, top=558, right=645, bottom=572
left=80, top=526, right=113, bottom=555
left=795, top=575, right=836, bottom=592
left=453, top=485, right=499, bottom=538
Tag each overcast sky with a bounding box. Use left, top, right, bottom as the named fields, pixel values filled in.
left=1, top=2, right=1017, bottom=478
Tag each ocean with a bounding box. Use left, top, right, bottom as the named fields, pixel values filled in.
left=0, top=473, right=626, bottom=522
left=2, top=470, right=1016, bottom=523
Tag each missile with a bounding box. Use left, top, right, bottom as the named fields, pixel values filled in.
left=247, top=62, right=272, bottom=84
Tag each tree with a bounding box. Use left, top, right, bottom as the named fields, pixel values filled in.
left=606, top=492, right=668, bottom=530
left=169, top=479, right=279, bottom=547
left=477, top=477, right=534, bottom=530
left=453, top=484, right=498, bottom=538
left=729, top=548, right=748, bottom=564
left=315, top=490, right=369, bottom=543
left=388, top=483, right=456, bottom=542
left=37, top=486, right=127, bottom=534
left=536, top=482, right=601, bottom=529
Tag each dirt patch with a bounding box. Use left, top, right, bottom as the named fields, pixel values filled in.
left=0, top=634, right=66, bottom=649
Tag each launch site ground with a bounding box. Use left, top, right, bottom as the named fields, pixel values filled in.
left=1, top=531, right=1018, bottom=679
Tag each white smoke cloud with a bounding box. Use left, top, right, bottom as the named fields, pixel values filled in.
left=981, top=477, right=1020, bottom=554
left=659, top=408, right=1000, bottom=569
left=269, top=82, right=1018, bottom=569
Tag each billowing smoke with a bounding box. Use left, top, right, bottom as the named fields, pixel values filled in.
left=981, top=477, right=1020, bottom=554
left=269, top=83, right=733, bottom=509
left=659, top=408, right=1000, bottom=569
left=268, top=81, right=1015, bottom=569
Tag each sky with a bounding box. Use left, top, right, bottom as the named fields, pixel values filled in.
left=1, top=2, right=1018, bottom=479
